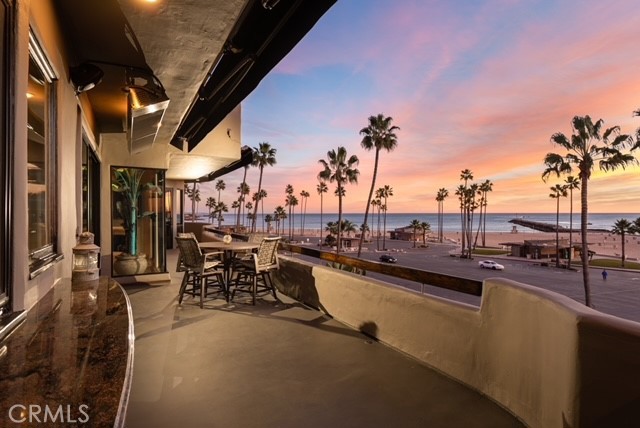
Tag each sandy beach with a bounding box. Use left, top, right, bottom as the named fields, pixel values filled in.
left=285, top=228, right=634, bottom=260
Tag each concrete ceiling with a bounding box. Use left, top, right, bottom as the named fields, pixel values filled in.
left=118, top=0, right=248, bottom=149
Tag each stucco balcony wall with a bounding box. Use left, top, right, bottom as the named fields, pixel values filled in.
left=273, top=255, right=640, bottom=428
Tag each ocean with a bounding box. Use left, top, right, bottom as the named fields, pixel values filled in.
left=194, top=212, right=640, bottom=233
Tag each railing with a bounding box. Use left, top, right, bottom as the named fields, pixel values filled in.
left=280, top=243, right=483, bottom=297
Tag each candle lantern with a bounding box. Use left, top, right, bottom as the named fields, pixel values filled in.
left=72, top=232, right=100, bottom=282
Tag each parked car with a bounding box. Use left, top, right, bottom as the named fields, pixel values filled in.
left=379, top=254, right=398, bottom=263
left=478, top=260, right=505, bottom=270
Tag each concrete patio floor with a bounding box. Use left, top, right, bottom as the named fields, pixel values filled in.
left=123, top=249, right=524, bottom=428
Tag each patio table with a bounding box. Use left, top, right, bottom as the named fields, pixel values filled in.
left=199, top=241, right=260, bottom=293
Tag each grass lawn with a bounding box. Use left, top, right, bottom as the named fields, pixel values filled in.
left=589, top=258, right=640, bottom=270
left=472, top=248, right=510, bottom=256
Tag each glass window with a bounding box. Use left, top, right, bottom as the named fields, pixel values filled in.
left=82, top=139, right=100, bottom=244
left=27, top=31, right=58, bottom=275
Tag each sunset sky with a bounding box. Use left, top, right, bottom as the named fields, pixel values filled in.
left=200, top=0, right=640, bottom=214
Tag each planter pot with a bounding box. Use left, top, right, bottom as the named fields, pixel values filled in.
left=114, top=253, right=148, bottom=276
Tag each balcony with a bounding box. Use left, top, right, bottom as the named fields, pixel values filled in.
left=124, top=247, right=640, bottom=427
left=124, top=248, right=521, bottom=427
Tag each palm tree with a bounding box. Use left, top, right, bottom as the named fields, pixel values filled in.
left=357, top=114, right=399, bottom=256
left=236, top=165, right=249, bottom=228
left=379, top=185, right=393, bottom=250
left=215, top=179, right=225, bottom=205
left=549, top=184, right=568, bottom=268
left=410, top=219, right=421, bottom=248
left=236, top=182, right=250, bottom=228
left=299, top=190, right=310, bottom=236
left=611, top=219, right=633, bottom=268
left=435, top=188, right=449, bottom=243
left=420, top=221, right=430, bottom=246
left=474, top=179, right=493, bottom=247
left=274, top=206, right=286, bottom=236
left=317, top=180, right=328, bottom=245
left=257, top=189, right=267, bottom=232
left=205, top=197, right=216, bottom=223
left=231, top=200, right=240, bottom=226
left=184, top=183, right=200, bottom=222
left=318, top=147, right=359, bottom=254
left=264, top=214, right=274, bottom=233
left=250, top=142, right=277, bottom=232
left=542, top=115, right=634, bottom=307
left=564, top=176, right=580, bottom=269
left=285, top=193, right=298, bottom=241
left=215, top=201, right=228, bottom=228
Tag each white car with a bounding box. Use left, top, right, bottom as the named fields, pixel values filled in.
left=478, top=260, right=505, bottom=270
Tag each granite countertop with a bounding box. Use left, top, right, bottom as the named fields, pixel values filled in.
left=0, top=277, right=134, bottom=427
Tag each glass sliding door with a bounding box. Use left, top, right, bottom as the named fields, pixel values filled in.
left=111, top=166, right=166, bottom=276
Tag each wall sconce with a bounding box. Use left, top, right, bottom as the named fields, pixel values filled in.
left=72, top=232, right=101, bottom=282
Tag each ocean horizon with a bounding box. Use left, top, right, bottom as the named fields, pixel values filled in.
left=191, top=212, right=640, bottom=233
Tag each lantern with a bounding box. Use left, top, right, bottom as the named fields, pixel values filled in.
left=72, top=232, right=101, bottom=282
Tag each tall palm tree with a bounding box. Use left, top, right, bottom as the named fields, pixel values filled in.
left=549, top=184, right=568, bottom=268
left=285, top=193, right=298, bottom=241
left=264, top=214, right=274, bottom=234
left=474, top=179, right=493, bottom=247
left=435, top=188, right=448, bottom=243
left=374, top=189, right=385, bottom=250
left=357, top=114, right=400, bottom=256
left=564, top=176, right=580, bottom=269
left=236, top=165, right=249, bottom=228
left=379, top=185, right=393, bottom=250
left=236, top=183, right=250, bottom=227
left=611, top=218, right=633, bottom=268
left=420, top=221, right=430, bottom=246
left=318, top=147, right=359, bottom=254
left=231, top=200, right=240, bottom=225
left=215, top=201, right=228, bottom=228
left=543, top=115, right=634, bottom=307
left=215, top=179, right=225, bottom=205
left=274, top=205, right=286, bottom=236
left=185, top=183, right=200, bottom=222
left=257, top=189, right=267, bottom=232
left=250, top=142, right=277, bottom=232
left=299, top=190, right=310, bottom=236
left=410, top=219, right=421, bottom=248
left=317, top=180, right=328, bottom=245
left=205, top=197, right=216, bottom=223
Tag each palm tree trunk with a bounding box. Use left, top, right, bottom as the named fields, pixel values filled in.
left=621, top=232, right=626, bottom=268
left=580, top=175, right=591, bottom=307
left=358, top=150, right=380, bottom=257
left=251, top=168, right=264, bottom=233
left=337, top=185, right=343, bottom=254
left=382, top=205, right=388, bottom=250
left=319, top=195, right=323, bottom=246
left=568, top=189, right=573, bottom=269
left=555, top=197, right=560, bottom=268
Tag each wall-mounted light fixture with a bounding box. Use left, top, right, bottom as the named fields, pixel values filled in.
left=69, top=62, right=104, bottom=94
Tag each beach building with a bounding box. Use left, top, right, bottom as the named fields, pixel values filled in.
left=0, top=2, right=638, bottom=428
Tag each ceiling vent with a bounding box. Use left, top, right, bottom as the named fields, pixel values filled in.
left=126, top=72, right=170, bottom=154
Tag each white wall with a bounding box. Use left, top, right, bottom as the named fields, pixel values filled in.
left=274, top=257, right=640, bottom=428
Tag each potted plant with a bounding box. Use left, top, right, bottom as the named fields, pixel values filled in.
left=111, top=167, right=160, bottom=275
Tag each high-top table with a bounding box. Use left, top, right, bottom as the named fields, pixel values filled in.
left=199, top=241, right=260, bottom=292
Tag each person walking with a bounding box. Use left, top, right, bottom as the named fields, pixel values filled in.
left=602, top=269, right=608, bottom=281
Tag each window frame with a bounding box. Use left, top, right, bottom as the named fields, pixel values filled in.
left=0, top=0, right=13, bottom=315
left=27, top=30, right=61, bottom=278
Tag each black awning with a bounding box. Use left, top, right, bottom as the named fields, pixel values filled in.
left=171, top=0, right=337, bottom=152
